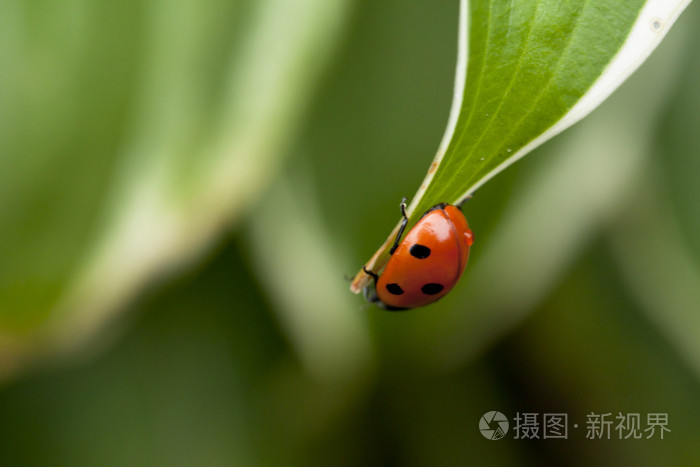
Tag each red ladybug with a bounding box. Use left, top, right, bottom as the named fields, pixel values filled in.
left=364, top=198, right=474, bottom=310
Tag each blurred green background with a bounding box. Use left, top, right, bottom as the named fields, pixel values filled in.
left=1, top=0, right=699, bottom=466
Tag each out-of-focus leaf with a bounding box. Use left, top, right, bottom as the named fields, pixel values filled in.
left=246, top=168, right=374, bottom=383
left=0, top=0, right=351, bottom=380
left=606, top=6, right=700, bottom=379
left=510, top=252, right=700, bottom=464
left=609, top=180, right=700, bottom=380
left=352, top=0, right=690, bottom=292
left=0, top=240, right=269, bottom=467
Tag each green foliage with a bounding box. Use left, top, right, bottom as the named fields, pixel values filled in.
left=419, top=0, right=645, bottom=212
left=0, top=0, right=349, bottom=364
left=352, top=0, right=690, bottom=286
left=0, top=0, right=699, bottom=466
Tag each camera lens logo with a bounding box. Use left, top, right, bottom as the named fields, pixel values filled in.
left=480, top=411, right=509, bottom=440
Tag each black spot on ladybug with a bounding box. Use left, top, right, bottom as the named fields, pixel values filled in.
left=421, top=283, right=444, bottom=295
left=386, top=283, right=404, bottom=295
left=410, top=244, right=431, bottom=259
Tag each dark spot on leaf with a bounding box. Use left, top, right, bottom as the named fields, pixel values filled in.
left=421, top=283, right=444, bottom=295
left=410, top=244, right=431, bottom=259
left=386, top=283, right=404, bottom=295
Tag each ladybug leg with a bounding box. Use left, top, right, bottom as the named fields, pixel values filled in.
left=362, top=266, right=379, bottom=282
left=362, top=266, right=381, bottom=304
left=399, top=197, right=408, bottom=218
left=363, top=287, right=378, bottom=305
left=389, top=197, right=409, bottom=255
left=361, top=266, right=407, bottom=311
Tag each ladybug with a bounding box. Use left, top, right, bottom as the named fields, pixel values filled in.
left=363, top=198, right=474, bottom=310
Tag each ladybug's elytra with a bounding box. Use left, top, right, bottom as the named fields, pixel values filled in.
left=363, top=198, right=474, bottom=310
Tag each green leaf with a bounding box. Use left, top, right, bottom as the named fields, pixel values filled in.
left=0, top=0, right=351, bottom=379
left=351, top=0, right=691, bottom=292
left=610, top=178, right=700, bottom=378
left=246, top=168, right=374, bottom=383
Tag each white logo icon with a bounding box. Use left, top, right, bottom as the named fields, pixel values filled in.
left=480, top=411, right=509, bottom=440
